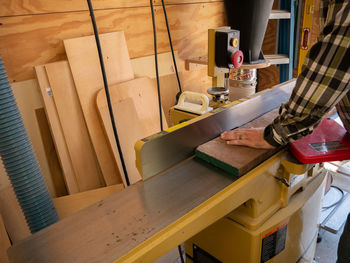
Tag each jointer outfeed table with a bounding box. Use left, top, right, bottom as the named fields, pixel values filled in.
left=8, top=79, right=324, bottom=263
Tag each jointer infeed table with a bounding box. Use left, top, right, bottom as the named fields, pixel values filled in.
left=8, top=79, right=326, bottom=263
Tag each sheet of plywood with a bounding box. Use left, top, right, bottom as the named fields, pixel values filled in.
left=0, top=186, right=30, bottom=244
left=45, top=61, right=104, bottom=191
left=0, top=3, right=225, bottom=83
left=35, top=66, right=79, bottom=194
left=0, top=213, right=10, bottom=263
left=0, top=0, right=217, bottom=16
left=98, top=99, right=145, bottom=185
left=10, top=79, right=65, bottom=197
left=64, top=31, right=134, bottom=186
left=96, top=78, right=167, bottom=184
left=131, top=51, right=185, bottom=79
left=196, top=109, right=280, bottom=176
left=53, top=184, right=124, bottom=219
left=35, top=108, right=67, bottom=197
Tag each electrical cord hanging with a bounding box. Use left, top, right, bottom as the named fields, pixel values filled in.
left=150, top=3, right=184, bottom=261
left=86, top=0, right=130, bottom=186
left=150, top=0, right=164, bottom=132
left=161, top=0, right=183, bottom=96
left=322, top=185, right=345, bottom=210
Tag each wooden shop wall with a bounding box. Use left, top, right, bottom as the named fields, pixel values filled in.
left=0, top=0, right=321, bottom=195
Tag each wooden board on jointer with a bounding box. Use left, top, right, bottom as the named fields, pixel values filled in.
left=45, top=61, right=104, bottom=191
left=96, top=78, right=168, bottom=184
left=64, top=31, right=134, bottom=186
left=0, top=213, right=10, bottom=263
left=196, top=109, right=280, bottom=177
left=35, top=66, right=79, bottom=194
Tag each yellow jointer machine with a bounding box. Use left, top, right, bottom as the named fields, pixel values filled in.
left=7, top=30, right=326, bottom=263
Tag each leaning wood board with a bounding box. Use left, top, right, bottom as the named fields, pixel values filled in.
left=0, top=213, right=10, bottom=263
left=196, top=109, right=280, bottom=176
left=96, top=77, right=168, bottom=184
left=45, top=61, right=104, bottom=191
left=98, top=99, right=144, bottom=185
left=64, top=31, right=134, bottom=186
left=35, top=66, right=79, bottom=194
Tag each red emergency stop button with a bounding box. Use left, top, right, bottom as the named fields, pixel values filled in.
left=231, top=50, right=244, bottom=68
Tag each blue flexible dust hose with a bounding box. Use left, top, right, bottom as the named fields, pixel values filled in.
left=0, top=56, right=59, bottom=233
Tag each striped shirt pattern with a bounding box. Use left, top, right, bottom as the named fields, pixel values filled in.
left=264, top=0, right=350, bottom=146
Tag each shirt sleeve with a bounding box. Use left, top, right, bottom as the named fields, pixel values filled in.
left=264, top=0, right=350, bottom=146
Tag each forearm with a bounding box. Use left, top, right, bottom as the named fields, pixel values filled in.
left=265, top=1, right=350, bottom=146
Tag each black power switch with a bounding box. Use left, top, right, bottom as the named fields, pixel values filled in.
left=215, top=29, right=242, bottom=69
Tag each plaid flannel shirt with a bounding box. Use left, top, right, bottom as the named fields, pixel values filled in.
left=264, top=0, right=350, bottom=147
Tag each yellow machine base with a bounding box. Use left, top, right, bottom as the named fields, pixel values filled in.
left=186, top=172, right=325, bottom=263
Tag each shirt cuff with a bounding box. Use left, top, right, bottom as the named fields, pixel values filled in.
left=264, top=125, right=283, bottom=147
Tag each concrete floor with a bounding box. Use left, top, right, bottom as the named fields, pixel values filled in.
left=315, top=178, right=349, bottom=263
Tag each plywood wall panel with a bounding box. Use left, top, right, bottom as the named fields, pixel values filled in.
left=0, top=2, right=225, bottom=82
left=0, top=0, right=222, bottom=16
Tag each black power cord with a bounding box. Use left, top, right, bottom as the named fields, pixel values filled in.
left=149, top=0, right=164, bottom=132
left=178, top=245, right=185, bottom=263
left=86, top=0, right=130, bottom=186
left=161, top=0, right=183, bottom=97
left=149, top=3, right=185, bottom=262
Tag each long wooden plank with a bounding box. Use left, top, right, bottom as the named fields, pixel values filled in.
left=0, top=0, right=220, bottom=16
left=10, top=79, right=61, bottom=196
left=196, top=109, right=280, bottom=176
left=0, top=213, right=10, bottom=263
left=96, top=78, right=168, bottom=184
left=0, top=186, right=30, bottom=244
left=35, top=66, right=79, bottom=194
left=45, top=61, right=104, bottom=191
left=0, top=3, right=225, bottom=82
left=35, top=108, right=67, bottom=197
left=64, top=31, right=134, bottom=185
left=7, top=156, right=234, bottom=263
left=98, top=99, right=144, bottom=185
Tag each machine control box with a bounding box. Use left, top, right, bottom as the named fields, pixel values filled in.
left=215, top=29, right=243, bottom=69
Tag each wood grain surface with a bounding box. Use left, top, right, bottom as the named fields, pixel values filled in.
left=96, top=78, right=168, bottom=184
left=35, top=66, right=79, bottom=194
left=196, top=109, right=280, bottom=176
left=45, top=61, right=104, bottom=191
left=0, top=3, right=225, bottom=83
left=53, top=184, right=124, bottom=219
left=0, top=0, right=222, bottom=16
left=0, top=213, right=10, bottom=263
left=0, top=186, right=31, bottom=244
left=10, top=79, right=58, bottom=196
left=64, top=31, right=134, bottom=186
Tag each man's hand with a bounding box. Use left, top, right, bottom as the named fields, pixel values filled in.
left=220, top=128, right=276, bottom=149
